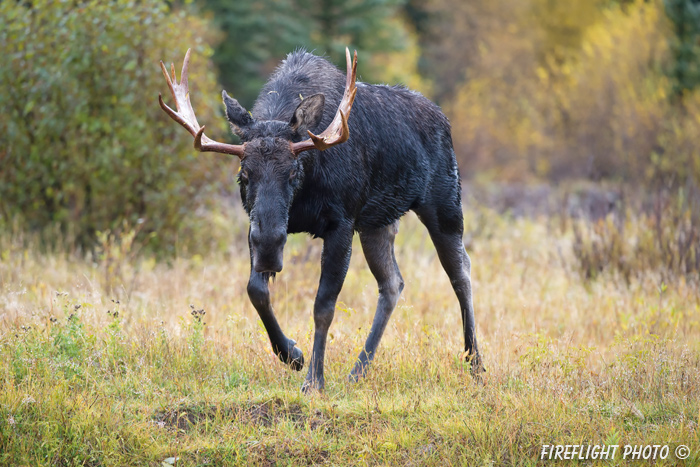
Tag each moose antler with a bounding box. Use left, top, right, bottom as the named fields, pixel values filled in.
left=159, top=49, right=246, bottom=158
left=290, top=48, right=358, bottom=155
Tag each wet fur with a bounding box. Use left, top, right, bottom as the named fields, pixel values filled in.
left=225, top=50, right=482, bottom=391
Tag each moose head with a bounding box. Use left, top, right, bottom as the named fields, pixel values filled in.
left=158, top=48, right=357, bottom=274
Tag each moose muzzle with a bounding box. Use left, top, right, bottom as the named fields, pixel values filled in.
left=250, top=226, right=287, bottom=273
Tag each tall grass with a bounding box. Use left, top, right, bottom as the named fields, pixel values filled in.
left=1, top=209, right=698, bottom=465
left=572, top=187, right=700, bottom=285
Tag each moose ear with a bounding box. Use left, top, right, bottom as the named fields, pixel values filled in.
left=289, top=94, right=325, bottom=133
left=222, top=91, right=253, bottom=133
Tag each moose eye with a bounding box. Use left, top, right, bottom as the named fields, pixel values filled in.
left=289, top=169, right=296, bottom=182
left=239, top=169, right=249, bottom=184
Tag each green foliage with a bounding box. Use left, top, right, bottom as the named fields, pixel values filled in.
left=198, top=0, right=409, bottom=107
left=105, top=304, right=126, bottom=369
left=50, top=310, right=91, bottom=380
left=405, top=0, right=482, bottom=103
left=196, top=0, right=306, bottom=109
left=518, top=333, right=595, bottom=377
left=187, top=305, right=207, bottom=367
left=0, top=0, right=229, bottom=254
left=665, top=0, right=700, bottom=97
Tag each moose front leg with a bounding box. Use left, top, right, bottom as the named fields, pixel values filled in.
left=247, top=270, right=304, bottom=370
left=302, top=227, right=354, bottom=393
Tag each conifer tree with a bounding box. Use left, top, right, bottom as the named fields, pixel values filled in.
left=665, top=0, right=700, bottom=99
left=200, top=0, right=406, bottom=107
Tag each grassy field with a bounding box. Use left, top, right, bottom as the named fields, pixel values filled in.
left=1, top=209, right=698, bottom=466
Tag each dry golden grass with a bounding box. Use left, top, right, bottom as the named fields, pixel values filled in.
left=1, top=209, right=698, bottom=465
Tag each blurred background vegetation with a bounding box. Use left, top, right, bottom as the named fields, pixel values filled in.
left=0, top=0, right=698, bottom=282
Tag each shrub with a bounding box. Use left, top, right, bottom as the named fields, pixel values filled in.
left=572, top=188, right=700, bottom=285
left=0, top=0, right=232, bottom=254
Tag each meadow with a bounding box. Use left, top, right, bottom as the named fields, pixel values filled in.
left=1, top=205, right=698, bottom=466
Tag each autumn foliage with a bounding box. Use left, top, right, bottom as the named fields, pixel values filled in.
left=444, top=0, right=698, bottom=187
left=1, top=0, right=699, bottom=268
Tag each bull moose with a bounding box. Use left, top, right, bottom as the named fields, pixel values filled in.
left=159, top=48, right=482, bottom=392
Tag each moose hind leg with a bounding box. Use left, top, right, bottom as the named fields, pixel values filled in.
left=416, top=207, right=484, bottom=373
left=350, top=221, right=404, bottom=381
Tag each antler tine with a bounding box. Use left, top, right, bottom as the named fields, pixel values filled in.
left=158, top=50, right=246, bottom=158
left=194, top=126, right=206, bottom=151
left=341, top=49, right=358, bottom=115
left=308, top=109, right=349, bottom=150
left=158, top=93, right=194, bottom=137
left=160, top=60, right=176, bottom=104
left=170, top=62, right=177, bottom=89
left=291, top=47, right=358, bottom=155
left=180, top=48, right=191, bottom=89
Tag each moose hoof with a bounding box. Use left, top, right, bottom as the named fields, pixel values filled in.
left=301, top=377, right=324, bottom=394
left=467, top=355, right=486, bottom=383
left=348, top=364, right=367, bottom=383
left=279, top=345, right=304, bottom=371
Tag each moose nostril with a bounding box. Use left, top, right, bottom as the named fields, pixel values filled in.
left=250, top=227, right=285, bottom=249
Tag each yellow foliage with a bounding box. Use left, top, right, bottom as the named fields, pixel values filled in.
left=655, top=89, right=700, bottom=182
left=447, top=0, right=688, bottom=183
left=529, top=0, right=604, bottom=61
left=547, top=0, right=670, bottom=179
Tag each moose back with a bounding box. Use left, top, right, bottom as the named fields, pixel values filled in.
left=159, top=48, right=483, bottom=392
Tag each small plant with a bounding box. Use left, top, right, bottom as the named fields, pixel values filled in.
left=104, top=299, right=126, bottom=372
left=557, top=345, right=595, bottom=377
left=518, top=334, right=595, bottom=378
left=50, top=308, right=91, bottom=380
left=518, top=333, right=554, bottom=372
left=96, top=221, right=148, bottom=290
left=188, top=304, right=207, bottom=366
left=10, top=325, right=41, bottom=383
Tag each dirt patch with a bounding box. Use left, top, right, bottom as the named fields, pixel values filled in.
left=247, top=442, right=330, bottom=466
left=243, top=398, right=305, bottom=427
left=154, top=398, right=313, bottom=431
